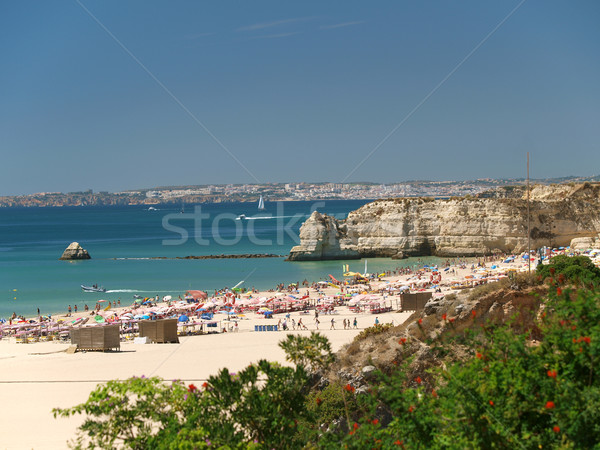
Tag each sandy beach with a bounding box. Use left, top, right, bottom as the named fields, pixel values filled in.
left=0, top=256, right=537, bottom=449
left=0, top=307, right=412, bottom=449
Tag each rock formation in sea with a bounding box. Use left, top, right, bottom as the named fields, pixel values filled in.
left=59, top=242, right=91, bottom=260
left=287, top=183, right=600, bottom=261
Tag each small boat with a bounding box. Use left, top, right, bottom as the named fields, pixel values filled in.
left=81, top=285, right=107, bottom=293
left=148, top=206, right=158, bottom=211
left=133, top=294, right=143, bottom=299
left=258, top=195, right=265, bottom=211
left=236, top=214, right=246, bottom=220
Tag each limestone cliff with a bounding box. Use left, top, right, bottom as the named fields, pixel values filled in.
left=59, top=242, right=91, bottom=260
left=287, top=183, right=600, bottom=261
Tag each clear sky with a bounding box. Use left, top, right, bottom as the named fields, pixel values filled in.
left=1, top=1, right=599, bottom=195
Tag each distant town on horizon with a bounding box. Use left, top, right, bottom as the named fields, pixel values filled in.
left=1, top=175, right=599, bottom=208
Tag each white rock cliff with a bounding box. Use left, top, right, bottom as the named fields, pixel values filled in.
left=287, top=183, right=600, bottom=261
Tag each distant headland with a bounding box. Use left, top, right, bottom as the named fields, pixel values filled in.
left=1, top=176, right=598, bottom=208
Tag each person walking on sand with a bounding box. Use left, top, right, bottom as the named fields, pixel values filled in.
left=330, top=318, right=335, bottom=330
left=375, top=317, right=379, bottom=325
left=353, top=317, right=358, bottom=329
left=67, top=305, right=71, bottom=316
left=315, top=318, right=320, bottom=330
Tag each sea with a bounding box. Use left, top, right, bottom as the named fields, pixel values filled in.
left=0, top=200, right=443, bottom=318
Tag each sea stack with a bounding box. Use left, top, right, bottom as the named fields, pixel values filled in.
left=59, top=242, right=91, bottom=260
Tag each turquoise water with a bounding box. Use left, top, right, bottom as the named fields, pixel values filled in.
left=1, top=200, right=441, bottom=318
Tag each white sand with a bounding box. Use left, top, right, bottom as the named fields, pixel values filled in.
left=0, top=309, right=412, bottom=450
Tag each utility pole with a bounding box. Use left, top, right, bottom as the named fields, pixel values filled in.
left=527, top=152, right=531, bottom=274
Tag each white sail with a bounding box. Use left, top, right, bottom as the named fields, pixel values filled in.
left=258, top=195, right=265, bottom=210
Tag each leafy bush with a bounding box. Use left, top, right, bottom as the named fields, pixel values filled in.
left=327, top=287, right=600, bottom=448
left=537, top=255, right=600, bottom=287
left=55, top=333, right=335, bottom=449
left=279, top=332, right=335, bottom=372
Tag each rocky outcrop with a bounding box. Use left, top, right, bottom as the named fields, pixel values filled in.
left=288, top=183, right=600, bottom=260
left=59, top=242, right=91, bottom=260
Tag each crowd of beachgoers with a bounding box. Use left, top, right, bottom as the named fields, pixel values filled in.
left=2, top=247, right=599, bottom=344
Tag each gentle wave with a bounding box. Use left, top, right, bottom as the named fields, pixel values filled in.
left=106, top=289, right=176, bottom=293
left=236, top=215, right=306, bottom=221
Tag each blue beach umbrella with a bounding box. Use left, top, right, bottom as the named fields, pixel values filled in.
left=178, top=315, right=189, bottom=323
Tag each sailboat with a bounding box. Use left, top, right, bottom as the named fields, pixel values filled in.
left=258, top=195, right=265, bottom=211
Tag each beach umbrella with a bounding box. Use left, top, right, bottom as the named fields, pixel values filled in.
left=178, top=314, right=189, bottom=323
left=94, top=315, right=105, bottom=323
left=185, top=290, right=208, bottom=300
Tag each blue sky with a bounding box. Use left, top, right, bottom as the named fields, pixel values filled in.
left=1, top=0, right=599, bottom=195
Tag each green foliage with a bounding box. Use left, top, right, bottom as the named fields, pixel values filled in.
left=55, top=334, right=336, bottom=449
left=537, top=255, right=600, bottom=287
left=187, top=360, right=311, bottom=448
left=278, top=331, right=335, bottom=371
left=322, top=287, right=600, bottom=448
left=53, top=376, right=198, bottom=449
left=304, top=382, right=361, bottom=431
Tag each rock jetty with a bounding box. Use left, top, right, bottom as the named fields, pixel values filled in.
left=59, top=242, right=91, bottom=260
left=287, top=183, right=600, bottom=261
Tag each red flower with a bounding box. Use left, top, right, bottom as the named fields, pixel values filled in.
left=353, top=422, right=359, bottom=430
left=557, top=287, right=562, bottom=296
left=572, top=325, right=577, bottom=331
left=202, top=382, right=209, bottom=388
left=316, top=397, right=323, bottom=406
left=408, top=405, right=414, bottom=413
left=583, top=336, right=591, bottom=344
left=371, top=419, right=379, bottom=425
left=431, top=389, right=438, bottom=398
left=449, top=317, right=455, bottom=323
left=471, top=310, right=477, bottom=318
left=550, top=267, right=555, bottom=275
left=394, top=440, right=403, bottom=446
left=442, top=313, right=447, bottom=320
left=559, top=320, right=566, bottom=327
left=558, top=273, right=565, bottom=284
left=187, top=383, right=197, bottom=392
left=547, top=370, right=557, bottom=379
left=399, top=337, right=407, bottom=345
left=476, top=352, right=483, bottom=359
left=545, top=401, right=555, bottom=409
left=415, top=376, right=422, bottom=384
left=553, top=425, right=560, bottom=433
left=489, top=400, right=494, bottom=406
left=418, top=318, right=423, bottom=325
left=573, top=338, right=578, bottom=343
left=344, top=384, right=355, bottom=393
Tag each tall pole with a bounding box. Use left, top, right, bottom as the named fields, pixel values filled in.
left=527, top=152, right=531, bottom=274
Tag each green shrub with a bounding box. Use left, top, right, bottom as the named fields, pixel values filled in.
left=537, top=255, right=600, bottom=287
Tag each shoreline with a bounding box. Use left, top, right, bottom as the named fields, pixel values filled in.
left=111, top=253, right=284, bottom=260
